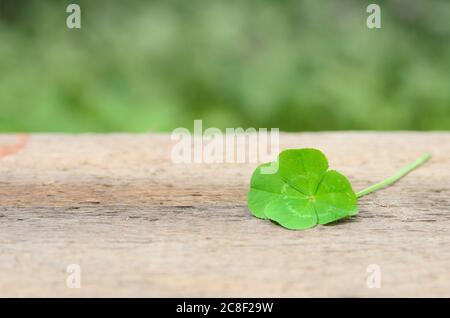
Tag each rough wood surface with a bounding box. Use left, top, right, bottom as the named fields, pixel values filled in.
left=0, top=132, right=449, bottom=297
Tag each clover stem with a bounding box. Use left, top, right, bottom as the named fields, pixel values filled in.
left=356, top=153, right=431, bottom=198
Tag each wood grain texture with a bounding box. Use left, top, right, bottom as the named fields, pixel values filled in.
left=0, top=132, right=449, bottom=297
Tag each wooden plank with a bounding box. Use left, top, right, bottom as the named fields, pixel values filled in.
left=0, top=132, right=449, bottom=297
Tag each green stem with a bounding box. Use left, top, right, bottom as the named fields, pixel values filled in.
left=356, top=153, right=431, bottom=198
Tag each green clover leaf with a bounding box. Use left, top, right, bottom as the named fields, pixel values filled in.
left=248, top=149, right=357, bottom=230
left=248, top=148, right=430, bottom=230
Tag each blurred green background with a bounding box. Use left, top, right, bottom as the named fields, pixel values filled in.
left=0, top=0, right=449, bottom=132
